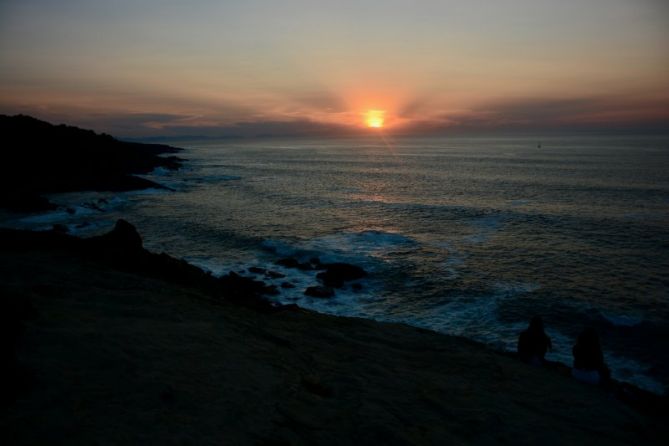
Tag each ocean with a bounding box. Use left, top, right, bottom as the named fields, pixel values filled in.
left=6, top=134, right=669, bottom=393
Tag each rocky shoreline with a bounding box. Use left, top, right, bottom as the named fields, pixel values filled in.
left=0, top=115, right=184, bottom=212
left=1, top=221, right=667, bottom=445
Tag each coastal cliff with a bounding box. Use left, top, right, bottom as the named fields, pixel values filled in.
left=1, top=223, right=666, bottom=445
left=0, top=115, right=183, bottom=212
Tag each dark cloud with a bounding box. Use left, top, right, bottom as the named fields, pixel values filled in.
left=3, top=93, right=668, bottom=139
left=395, top=95, right=669, bottom=135
left=157, top=119, right=362, bottom=139
left=291, top=91, right=348, bottom=113
left=396, top=96, right=435, bottom=119
left=82, top=113, right=196, bottom=131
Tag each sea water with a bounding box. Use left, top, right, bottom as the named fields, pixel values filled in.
left=5, top=135, right=669, bottom=393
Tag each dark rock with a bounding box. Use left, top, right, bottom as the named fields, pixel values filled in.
left=276, top=257, right=313, bottom=270
left=304, top=286, right=335, bottom=298
left=1, top=295, right=38, bottom=404
left=316, top=263, right=367, bottom=288
left=219, top=272, right=279, bottom=298
left=266, top=270, right=286, bottom=279
left=52, top=224, right=69, bottom=234
left=0, top=225, right=278, bottom=313
left=301, top=375, right=333, bottom=398
left=274, top=303, right=300, bottom=312
left=88, top=219, right=143, bottom=251
left=351, top=283, right=363, bottom=291
left=0, top=114, right=184, bottom=211
left=309, top=257, right=325, bottom=269
left=281, top=282, right=296, bottom=289
left=248, top=266, right=266, bottom=274
left=0, top=192, right=57, bottom=213
left=276, top=258, right=300, bottom=268
left=159, top=386, right=176, bottom=404
left=66, top=207, right=76, bottom=215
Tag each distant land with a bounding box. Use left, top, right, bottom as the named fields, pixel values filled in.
left=0, top=115, right=183, bottom=212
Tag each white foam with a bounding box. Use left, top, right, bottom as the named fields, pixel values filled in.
left=601, top=312, right=643, bottom=327
left=125, top=187, right=171, bottom=196
left=18, top=210, right=71, bottom=224
left=8, top=192, right=132, bottom=234
left=261, top=230, right=417, bottom=272
left=305, top=230, right=418, bottom=262
left=432, top=241, right=466, bottom=280
left=181, top=257, right=237, bottom=277
left=605, top=353, right=665, bottom=394
left=149, top=166, right=171, bottom=176
left=463, top=214, right=503, bottom=244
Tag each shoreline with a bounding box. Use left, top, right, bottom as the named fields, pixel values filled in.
left=0, top=115, right=184, bottom=212
left=0, top=206, right=668, bottom=398
left=1, top=118, right=664, bottom=395
left=2, top=221, right=667, bottom=444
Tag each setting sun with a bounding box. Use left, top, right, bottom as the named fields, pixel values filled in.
left=365, top=110, right=385, bottom=128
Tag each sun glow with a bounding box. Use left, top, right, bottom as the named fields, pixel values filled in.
left=365, top=110, right=385, bottom=128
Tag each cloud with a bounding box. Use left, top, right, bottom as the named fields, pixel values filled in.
left=291, top=91, right=348, bottom=113
left=154, top=119, right=361, bottom=139
left=3, top=92, right=668, bottom=139
left=394, top=95, right=669, bottom=135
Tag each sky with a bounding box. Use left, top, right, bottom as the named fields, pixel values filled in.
left=1, top=0, right=668, bottom=137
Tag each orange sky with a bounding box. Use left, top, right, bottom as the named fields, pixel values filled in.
left=1, top=0, right=668, bottom=137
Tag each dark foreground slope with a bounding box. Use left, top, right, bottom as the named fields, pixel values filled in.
left=0, top=115, right=183, bottom=211
left=1, top=225, right=667, bottom=446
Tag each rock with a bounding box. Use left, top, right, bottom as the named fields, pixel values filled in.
left=0, top=192, right=57, bottom=212
left=0, top=294, right=38, bottom=404
left=276, top=258, right=300, bottom=268
left=0, top=115, right=184, bottom=212
left=316, top=263, right=367, bottom=288
left=281, top=282, right=295, bottom=289
left=351, top=283, right=363, bottom=291
left=248, top=266, right=266, bottom=274
left=51, top=224, right=69, bottom=234
left=266, top=270, right=285, bottom=279
left=301, top=375, right=333, bottom=398
left=304, top=286, right=335, bottom=298
left=276, top=257, right=313, bottom=270
left=105, top=219, right=143, bottom=250
left=87, top=219, right=143, bottom=251
left=309, top=257, right=325, bottom=269
left=220, top=272, right=279, bottom=297
left=159, top=386, right=176, bottom=404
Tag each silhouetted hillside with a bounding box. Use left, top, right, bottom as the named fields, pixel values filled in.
left=0, top=115, right=183, bottom=211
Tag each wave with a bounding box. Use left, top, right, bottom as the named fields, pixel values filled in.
left=262, top=230, right=418, bottom=267
left=600, top=312, right=644, bottom=327
left=463, top=214, right=504, bottom=244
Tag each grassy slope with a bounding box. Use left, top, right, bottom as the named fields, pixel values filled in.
left=1, top=245, right=666, bottom=446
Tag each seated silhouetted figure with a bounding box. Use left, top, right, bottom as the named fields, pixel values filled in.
left=517, top=316, right=552, bottom=365
left=572, top=328, right=610, bottom=385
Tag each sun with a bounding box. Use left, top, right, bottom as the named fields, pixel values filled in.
left=364, top=110, right=385, bottom=128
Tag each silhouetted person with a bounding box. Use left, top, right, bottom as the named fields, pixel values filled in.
left=572, top=328, right=610, bottom=385
left=517, top=316, right=552, bottom=365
